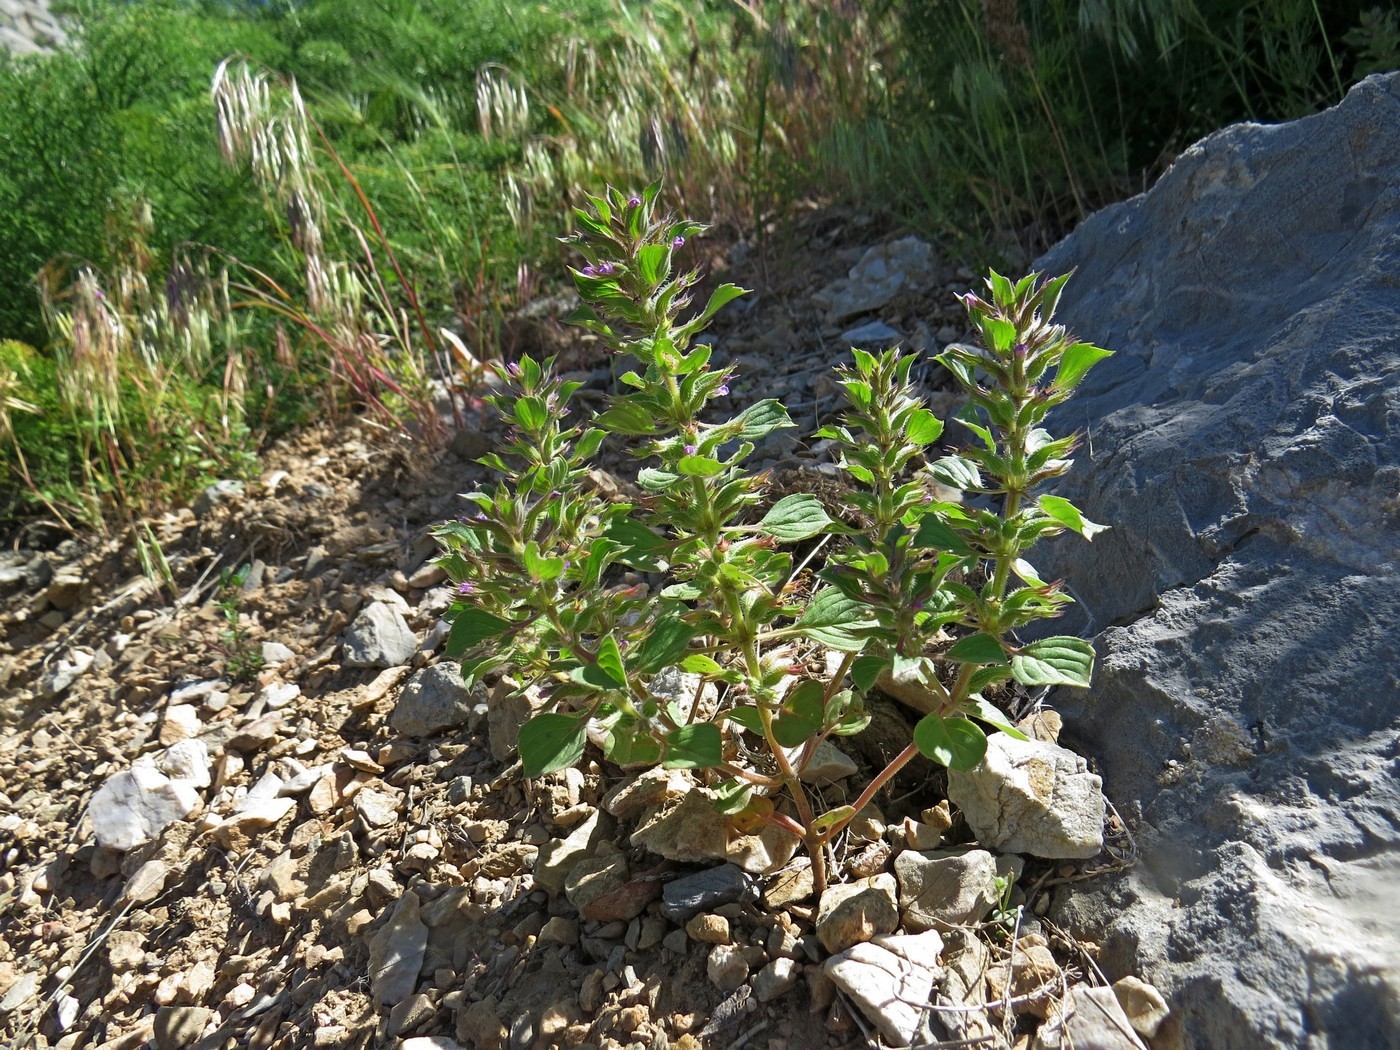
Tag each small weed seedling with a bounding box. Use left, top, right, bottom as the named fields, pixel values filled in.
left=215, top=564, right=264, bottom=683
left=436, top=184, right=1111, bottom=891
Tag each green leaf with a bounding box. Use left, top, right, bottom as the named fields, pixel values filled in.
left=851, top=654, right=888, bottom=693
left=773, top=680, right=825, bottom=747
left=712, top=778, right=753, bottom=814
left=724, top=706, right=764, bottom=734
left=982, top=316, right=1017, bottom=354
left=912, top=513, right=975, bottom=554
left=596, top=635, right=628, bottom=687
left=637, top=468, right=681, bottom=492
left=905, top=408, right=944, bottom=445
left=446, top=607, right=512, bottom=657
left=677, top=454, right=724, bottom=477
left=597, top=402, right=658, bottom=435
left=1052, top=342, right=1113, bottom=390
left=731, top=399, right=793, bottom=442
left=636, top=244, right=671, bottom=286
left=795, top=588, right=874, bottom=652
left=605, top=725, right=662, bottom=766
left=514, top=396, right=548, bottom=430
left=811, top=805, right=856, bottom=836
left=523, top=541, right=565, bottom=581
left=965, top=695, right=1029, bottom=739
left=519, top=714, right=588, bottom=777
left=633, top=617, right=697, bottom=674
left=663, top=723, right=723, bottom=768
left=1010, top=636, right=1095, bottom=688
left=681, top=653, right=723, bottom=675
left=913, top=714, right=988, bottom=770
left=1038, top=495, right=1107, bottom=540
left=760, top=494, right=833, bottom=543
left=930, top=455, right=982, bottom=492
left=946, top=632, right=1008, bottom=665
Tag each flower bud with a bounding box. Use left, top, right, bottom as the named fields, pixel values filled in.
left=672, top=236, right=685, bottom=249
left=628, top=195, right=642, bottom=207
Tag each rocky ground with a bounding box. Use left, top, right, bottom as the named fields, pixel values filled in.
left=0, top=210, right=1174, bottom=1050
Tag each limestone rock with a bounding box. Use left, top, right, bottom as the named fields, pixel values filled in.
left=1033, top=71, right=1400, bottom=1047
left=89, top=767, right=201, bottom=851
left=1033, top=986, right=1147, bottom=1050
left=705, top=944, right=750, bottom=992
left=630, top=788, right=728, bottom=864
left=824, top=930, right=944, bottom=1047
left=37, top=649, right=93, bottom=699
left=343, top=601, right=417, bottom=668
left=894, top=848, right=999, bottom=930
left=485, top=679, right=544, bottom=761
left=391, top=663, right=476, bottom=737
left=812, top=236, right=935, bottom=322
left=158, top=739, right=211, bottom=788
left=367, top=891, right=428, bottom=1007
left=153, top=1006, right=211, bottom=1050
left=1111, top=976, right=1171, bottom=1040
left=947, top=733, right=1104, bottom=859
left=752, top=957, right=801, bottom=1003
left=534, top=809, right=614, bottom=896
left=840, top=320, right=902, bottom=348
left=815, top=873, right=899, bottom=954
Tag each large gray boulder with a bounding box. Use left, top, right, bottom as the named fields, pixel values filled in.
left=1030, top=74, right=1400, bottom=1049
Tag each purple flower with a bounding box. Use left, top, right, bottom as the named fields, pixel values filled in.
left=684, top=444, right=696, bottom=456
left=672, top=236, right=685, bottom=249
left=911, top=599, right=924, bottom=611
left=596, top=261, right=616, bottom=276
left=456, top=581, right=476, bottom=596
left=628, top=195, right=642, bottom=207
left=716, top=384, right=730, bottom=396
left=581, top=265, right=597, bottom=277
left=506, top=361, right=523, bottom=378
left=1013, top=342, right=1028, bottom=358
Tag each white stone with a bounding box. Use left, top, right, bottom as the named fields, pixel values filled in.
left=947, top=732, right=1104, bottom=859
left=159, top=739, right=211, bottom=788
left=89, top=767, right=201, bottom=851
left=259, top=681, right=300, bottom=709
left=824, top=930, right=945, bottom=1047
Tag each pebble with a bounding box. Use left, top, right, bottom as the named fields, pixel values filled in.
left=705, top=944, right=751, bottom=992
left=368, top=891, right=429, bottom=1007
left=153, top=1006, right=211, bottom=1050
left=390, top=663, right=476, bottom=737
left=37, top=649, right=94, bottom=699
left=88, top=767, right=201, bottom=851
left=158, top=739, right=211, bottom=788
left=258, top=682, right=301, bottom=709
left=752, top=957, right=801, bottom=1003
left=353, top=787, right=401, bottom=828
left=260, top=641, right=296, bottom=667
left=685, top=913, right=730, bottom=944
left=120, top=859, right=168, bottom=904
left=815, top=874, right=899, bottom=954
left=158, top=704, right=202, bottom=746
left=660, top=863, right=755, bottom=922
left=343, top=601, right=418, bottom=668
left=825, top=930, right=945, bottom=1047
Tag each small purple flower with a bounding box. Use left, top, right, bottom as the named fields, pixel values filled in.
left=506, top=361, right=523, bottom=378
left=671, top=236, right=685, bottom=249
left=911, top=599, right=924, bottom=612
left=596, top=261, right=616, bottom=276
left=716, top=384, right=730, bottom=396
left=628, top=195, right=642, bottom=207
left=1013, top=342, right=1028, bottom=359
left=474, top=510, right=488, bottom=521
left=456, top=581, right=476, bottom=596
left=684, top=444, right=696, bottom=456
left=581, top=265, right=597, bottom=277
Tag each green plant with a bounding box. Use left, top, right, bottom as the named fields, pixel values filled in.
left=215, top=563, right=264, bottom=683
left=435, top=187, right=1110, bottom=892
